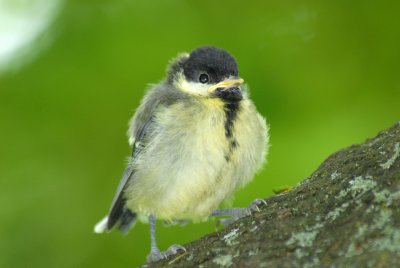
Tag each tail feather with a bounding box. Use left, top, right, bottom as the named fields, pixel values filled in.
left=118, top=210, right=137, bottom=234
left=107, top=194, right=125, bottom=230
left=94, top=216, right=109, bottom=233
left=94, top=210, right=137, bottom=234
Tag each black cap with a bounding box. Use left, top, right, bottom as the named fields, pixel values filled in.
left=183, top=46, right=239, bottom=84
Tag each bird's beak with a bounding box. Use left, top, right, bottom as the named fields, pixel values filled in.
left=208, top=78, right=244, bottom=93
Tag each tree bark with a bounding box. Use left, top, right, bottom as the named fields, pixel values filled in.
left=145, top=122, right=400, bottom=268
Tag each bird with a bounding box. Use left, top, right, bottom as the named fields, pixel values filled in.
left=94, top=45, right=269, bottom=263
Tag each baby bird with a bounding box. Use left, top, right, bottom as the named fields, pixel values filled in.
left=94, top=46, right=269, bottom=262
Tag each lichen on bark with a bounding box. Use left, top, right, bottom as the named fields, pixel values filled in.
left=144, top=122, right=400, bottom=268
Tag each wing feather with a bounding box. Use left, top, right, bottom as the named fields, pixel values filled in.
left=95, top=82, right=188, bottom=233
left=105, top=116, right=155, bottom=231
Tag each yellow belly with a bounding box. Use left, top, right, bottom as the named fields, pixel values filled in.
left=124, top=98, right=268, bottom=221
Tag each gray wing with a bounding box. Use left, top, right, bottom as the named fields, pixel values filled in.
left=103, top=83, right=187, bottom=232
left=106, top=115, right=155, bottom=232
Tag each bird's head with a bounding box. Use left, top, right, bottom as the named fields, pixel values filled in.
left=167, top=46, right=244, bottom=102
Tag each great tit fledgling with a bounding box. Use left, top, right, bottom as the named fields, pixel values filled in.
left=94, top=46, right=269, bottom=262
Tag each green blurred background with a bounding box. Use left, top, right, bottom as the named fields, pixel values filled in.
left=1, top=0, right=399, bottom=267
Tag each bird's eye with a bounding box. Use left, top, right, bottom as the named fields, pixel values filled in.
left=199, top=73, right=209, bottom=84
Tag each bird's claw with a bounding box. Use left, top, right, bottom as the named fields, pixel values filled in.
left=216, top=199, right=267, bottom=228
left=146, top=244, right=186, bottom=263
left=164, top=244, right=186, bottom=256
left=248, top=198, right=267, bottom=213
left=147, top=249, right=165, bottom=263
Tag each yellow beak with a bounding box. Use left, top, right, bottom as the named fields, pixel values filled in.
left=208, top=78, right=244, bottom=93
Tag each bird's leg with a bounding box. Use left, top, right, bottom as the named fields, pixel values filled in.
left=146, top=215, right=186, bottom=263
left=211, top=199, right=267, bottom=227
left=146, top=215, right=164, bottom=263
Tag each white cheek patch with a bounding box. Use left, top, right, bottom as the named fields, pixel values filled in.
left=175, top=74, right=210, bottom=96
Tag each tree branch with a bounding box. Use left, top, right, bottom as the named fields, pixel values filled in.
left=145, top=121, right=400, bottom=267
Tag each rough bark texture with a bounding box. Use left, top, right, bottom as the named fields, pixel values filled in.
left=144, top=122, right=400, bottom=268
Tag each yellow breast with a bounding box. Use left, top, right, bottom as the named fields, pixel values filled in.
left=125, top=97, right=268, bottom=222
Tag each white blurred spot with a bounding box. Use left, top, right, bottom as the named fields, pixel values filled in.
left=0, top=0, right=62, bottom=74
left=94, top=216, right=109, bottom=233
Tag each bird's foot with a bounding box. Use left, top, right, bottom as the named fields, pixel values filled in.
left=216, top=198, right=267, bottom=228
left=217, top=209, right=248, bottom=227
left=147, top=248, right=164, bottom=263
left=146, top=244, right=186, bottom=263
left=248, top=198, right=267, bottom=213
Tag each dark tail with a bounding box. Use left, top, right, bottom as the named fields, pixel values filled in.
left=94, top=195, right=137, bottom=234
left=107, top=194, right=137, bottom=234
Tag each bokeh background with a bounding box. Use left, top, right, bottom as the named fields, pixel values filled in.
left=1, top=0, right=399, bottom=267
